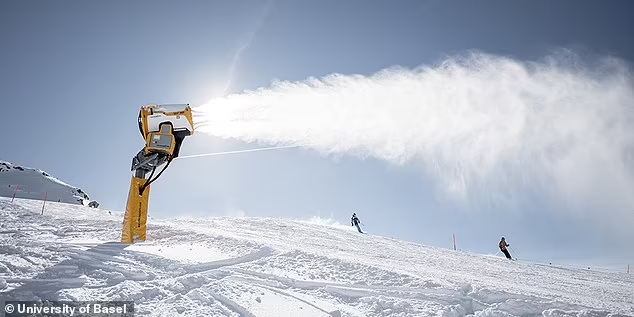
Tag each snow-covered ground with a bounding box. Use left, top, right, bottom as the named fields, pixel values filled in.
left=0, top=160, right=94, bottom=206
left=1, top=197, right=632, bottom=317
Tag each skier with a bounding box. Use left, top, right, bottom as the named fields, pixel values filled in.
left=351, top=213, right=363, bottom=233
left=499, top=237, right=512, bottom=260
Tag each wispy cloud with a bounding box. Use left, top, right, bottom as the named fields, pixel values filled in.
left=221, top=0, right=276, bottom=95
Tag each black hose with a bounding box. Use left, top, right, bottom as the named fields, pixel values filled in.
left=138, top=157, right=172, bottom=195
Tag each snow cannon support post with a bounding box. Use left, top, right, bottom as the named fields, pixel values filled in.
left=121, top=104, right=194, bottom=244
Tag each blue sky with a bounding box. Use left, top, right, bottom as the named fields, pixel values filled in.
left=1, top=0, right=634, bottom=270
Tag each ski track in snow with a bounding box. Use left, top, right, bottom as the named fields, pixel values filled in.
left=0, top=197, right=632, bottom=317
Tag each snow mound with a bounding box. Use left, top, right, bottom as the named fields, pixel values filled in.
left=0, top=160, right=96, bottom=206
left=0, top=197, right=632, bottom=317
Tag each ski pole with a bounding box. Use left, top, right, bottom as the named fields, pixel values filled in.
left=508, top=246, right=520, bottom=259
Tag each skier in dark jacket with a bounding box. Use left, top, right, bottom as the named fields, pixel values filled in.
left=499, top=237, right=512, bottom=259
left=351, top=213, right=363, bottom=233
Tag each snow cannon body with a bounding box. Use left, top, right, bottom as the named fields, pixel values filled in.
left=138, top=104, right=194, bottom=158
left=121, top=104, right=195, bottom=244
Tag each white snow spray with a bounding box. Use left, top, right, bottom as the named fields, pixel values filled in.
left=193, top=51, right=634, bottom=233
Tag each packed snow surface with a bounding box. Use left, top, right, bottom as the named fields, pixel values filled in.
left=0, top=197, right=632, bottom=316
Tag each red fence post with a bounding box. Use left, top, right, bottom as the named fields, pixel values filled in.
left=11, top=184, right=19, bottom=203
left=41, top=192, right=47, bottom=215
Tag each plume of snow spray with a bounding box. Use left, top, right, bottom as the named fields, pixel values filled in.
left=193, top=51, right=634, bottom=231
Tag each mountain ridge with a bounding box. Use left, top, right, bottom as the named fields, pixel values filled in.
left=0, top=160, right=98, bottom=207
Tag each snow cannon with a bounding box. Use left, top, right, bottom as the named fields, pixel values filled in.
left=121, top=104, right=195, bottom=243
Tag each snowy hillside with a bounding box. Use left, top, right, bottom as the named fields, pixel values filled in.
left=0, top=160, right=96, bottom=206
left=0, top=197, right=632, bottom=317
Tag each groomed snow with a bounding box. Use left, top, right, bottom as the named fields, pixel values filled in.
left=1, top=197, right=632, bottom=316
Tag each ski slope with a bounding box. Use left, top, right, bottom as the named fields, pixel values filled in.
left=0, top=160, right=94, bottom=206
left=1, top=197, right=632, bottom=317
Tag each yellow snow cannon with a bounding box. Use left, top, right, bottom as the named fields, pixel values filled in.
left=121, top=104, right=195, bottom=243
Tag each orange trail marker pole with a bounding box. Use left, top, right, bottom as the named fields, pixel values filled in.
left=41, top=192, right=47, bottom=215
left=11, top=184, right=19, bottom=203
